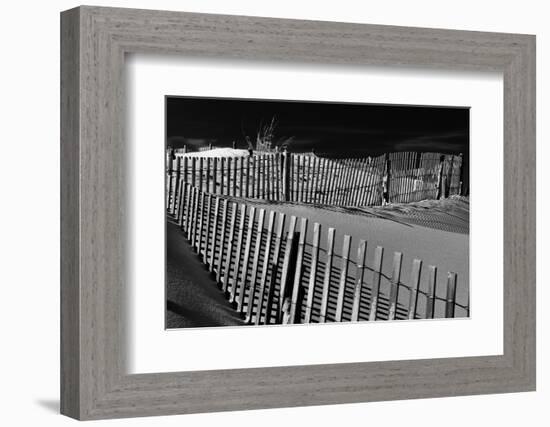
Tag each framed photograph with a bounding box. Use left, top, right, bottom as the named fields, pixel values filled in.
left=61, top=6, right=535, bottom=420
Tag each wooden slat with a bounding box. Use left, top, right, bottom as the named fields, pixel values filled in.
left=306, top=155, right=312, bottom=203
left=174, top=177, right=184, bottom=221
left=168, top=157, right=174, bottom=209
left=425, top=265, right=437, bottom=319
left=182, top=183, right=190, bottom=233
left=388, top=252, right=403, bottom=320
left=255, top=211, right=276, bottom=325
left=304, top=222, right=321, bottom=323
left=368, top=246, right=384, bottom=321
left=188, top=187, right=197, bottom=245
left=237, top=207, right=256, bottom=312
left=245, top=156, right=250, bottom=198
left=295, top=156, right=302, bottom=203
left=289, top=217, right=308, bottom=323
left=215, top=199, right=229, bottom=283
left=220, top=157, right=225, bottom=196
left=212, top=157, right=217, bottom=194
left=445, top=272, right=458, bottom=318
left=319, top=227, right=336, bottom=322
left=344, top=159, right=355, bottom=205
left=407, top=259, right=423, bottom=320
left=197, top=191, right=206, bottom=255
left=351, top=239, right=368, bottom=322
left=246, top=208, right=266, bottom=323
left=361, top=158, right=372, bottom=206
left=363, top=157, right=376, bottom=206
left=312, top=157, right=320, bottom=203
left=332, top=159, right=342, bottom=205
left=222, top=202, right=238, bottom=293
left=229, top=204, right=247, bottom=303
left=203, top=194, right=213, bottom=262
left=239, top=157, right=244, bottom=197
left=274, top=153, right=280, bottom=201
left=198, top=157, right=203, bottom=193
left=351, top=159, right=363, bottom=206
left=278, top=215, right=297, bottom=321
left=172, top=156, right=181, bottom=212
left=191, top=156, right=196, bottom=188
left=208, top=197, right=221, bottom=271
left=326, top=159, right=336, bottom=205
left=227, top=157, right=232, bottom=196
left=177, top=180, right=187, bottom=228
left=258, top=154, right=263, bottom=199
left=253, top=156, right=260, bottom=198
left=232, top=157, right=237, bottom=196
left=339, top=160, right=350, bottom=205
left=205, top=157, right=211, bottom=193
left=345, top=159, right=358, bottom=206
left=267, top=154, right=272, bottom=200
left=265, top=212, right=286, bottom=324
left=316, top=158, right=324, bottom=203
left=335, top=234, right=352, bottom=322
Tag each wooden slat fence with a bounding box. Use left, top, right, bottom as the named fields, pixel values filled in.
left=170, top=183, right=469, bottom=325
left=166, top=151, right=463, bottom=211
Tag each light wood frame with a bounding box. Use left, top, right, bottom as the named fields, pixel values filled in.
left=60, top=5, right=536, bottom=420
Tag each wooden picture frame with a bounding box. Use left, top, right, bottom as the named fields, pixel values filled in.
left=60, top=6, right=536, bottom=420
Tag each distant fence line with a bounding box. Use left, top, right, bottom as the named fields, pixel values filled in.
left=168, top=183, right=468, bottom=325
left=166, top=151, right=464, bottom=209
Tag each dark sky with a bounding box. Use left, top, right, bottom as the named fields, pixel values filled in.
left=166, top=96, right=469, bottom=157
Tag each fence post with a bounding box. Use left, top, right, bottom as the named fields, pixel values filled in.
left=229, top=204, right=247, bottom=303
left=264, top=213, right=286, bottom=324
left=232, top=157, right=237, bottom=196
left=203, top=194, right=213, bottom=262
left=171, top=156, right=181, bottom=213
left=388, top=252, right=403, bottom=320
left=255, top=211, right=276, bottom=325
left=445, top=272, right=457, bottom=318
left=215, top=199, right=229, bottom=283
left=208, top=197, right=220, bottom=271
left=188, top=187, right=197, bottom=245
left=368, top=246, right=384, bottom=321
left=335, top=235, right=352, bottom=322
left=183, top=183, right=191, bottom=233
left=237, top=206, right=256, bottom=312
left=288, top=217, right=308, bottom=324
left=383, top=153, right=391, bottom=205
left=178, top=182, right=189, bottom=230
left=304, top=222, right=321, bottom=323
left=245, top=156, right=250, bottom=198
left=282, top=149, right=290, bottom=201
left=278, top=216, right=298, bottom=322
left=197, top=191, right=206, bottom=255
left=407, top=259, right=423, bottom=320
left=220, top=157, right=225, bottom=195
left=319, top=227, right=336, bottom=322
left=173, top=177, right=183, bottom=219
left=222, top=203, right=238, bottom=293
left=166, top=149, right=174, bottom=210
left=351, top=239, right=368, bottom=322
left=425, top=266, right=437, bottom=319
left=245, top=209, right=266, bottom=323
left=239, top=156, right=244, bottom=198
left=436, top=154, right=446, bottom=199
left=445, top=155, right=454, bottom=197
left=191, top=157, right=196, bottom=188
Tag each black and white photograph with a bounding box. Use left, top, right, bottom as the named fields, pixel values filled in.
left=165, top=96, right=469, bottom=329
